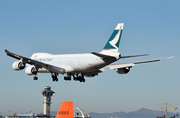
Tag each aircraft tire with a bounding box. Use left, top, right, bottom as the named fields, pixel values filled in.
left=52, top=75, right=56, bottom=82
left=52, top=75, right=55, bottom=78
left=73, top=77, right=77, bottom=81
left=33, top=77, right=38, bottom=80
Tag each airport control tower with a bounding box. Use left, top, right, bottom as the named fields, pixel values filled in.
left=41, top=86, right=55, bottom=116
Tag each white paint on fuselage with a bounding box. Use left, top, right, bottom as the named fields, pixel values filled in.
left=30, top=53, right=117, bottom=74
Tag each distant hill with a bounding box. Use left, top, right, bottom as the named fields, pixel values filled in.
left=89, top=108, right=179, bottom=118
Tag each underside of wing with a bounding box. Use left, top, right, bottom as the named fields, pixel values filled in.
left=106, top=56, right=175, bottom=74
left=107, top=63, right=135, bottom=69
left=5, top=49, right=65, bottom=74
left=107, top=56, right=175, bottom=70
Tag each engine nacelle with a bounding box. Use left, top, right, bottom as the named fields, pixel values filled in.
left=116, top=67, right=130, bottom=74
left=12, top=60, right=26, bottom=71
left=25, top=66, right=38, bottom=75
left=84, top=73, right=98, bottom=77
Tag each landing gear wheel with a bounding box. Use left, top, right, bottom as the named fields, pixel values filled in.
left=72, top=74, right=85, bottom=83
left=52, top=76, right=58, bottom=82
left=33, top=76, right=38, bottom=80
left=73, top=77, right=77, bottom=81
left=79, top=75, right=85, bottom=83
left=51, top=73, right=58, bottom=82
left=68, top=77, right=71, bottom=81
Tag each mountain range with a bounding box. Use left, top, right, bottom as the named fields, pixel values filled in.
left=88, top=108, right=179, bottom=118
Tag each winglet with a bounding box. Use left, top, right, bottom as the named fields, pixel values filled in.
left=5, top=49, right=25, bottom=60
left=5, top=49, right=8, bottom=53
left=55, top=101, right=74, bottom=118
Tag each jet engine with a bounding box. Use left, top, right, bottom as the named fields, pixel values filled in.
left=116, top=67, right=130, bottom=74
left=12, top=60, right=25, bottom=70
left=25, top=66, right=38, bottom=75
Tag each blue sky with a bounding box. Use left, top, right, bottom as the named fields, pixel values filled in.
left=0, top=0, right=180, bottom=116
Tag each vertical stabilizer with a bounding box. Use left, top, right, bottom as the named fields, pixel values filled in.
left=55, top=101, right=74, bottom=118
left=102, top=23, right=124, bottom=53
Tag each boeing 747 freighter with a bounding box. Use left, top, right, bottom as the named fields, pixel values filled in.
left=5, top=23, right=174, bottom=82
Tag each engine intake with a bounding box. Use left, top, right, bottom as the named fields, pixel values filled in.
left=12, top=60, right=25, bottom=70
left=116, top=67, right=130, bottom=74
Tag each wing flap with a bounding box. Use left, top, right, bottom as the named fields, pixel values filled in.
left=48, top=65, right=65, bottom=74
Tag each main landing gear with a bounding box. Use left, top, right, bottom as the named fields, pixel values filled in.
left=64, top=73, right=71, bottom=81
left=33, top=73, right=58, bottom=82
left=52, top=73, right=58, bottom=82
left=33, top=73, right=85, bottom=83
left=64, top=73, right=85, bottom=82
left=73, top=74, right=85, bottom=82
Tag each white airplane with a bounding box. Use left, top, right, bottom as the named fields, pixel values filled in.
left=5, top=23, right=174, bottom=82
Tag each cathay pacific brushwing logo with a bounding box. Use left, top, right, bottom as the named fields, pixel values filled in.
left=109, top=29, right=121, bottom=49
left=103, top=25, right=123, bottom=50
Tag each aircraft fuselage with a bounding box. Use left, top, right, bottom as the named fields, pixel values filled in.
left=30, top=53, right=118, bottom=73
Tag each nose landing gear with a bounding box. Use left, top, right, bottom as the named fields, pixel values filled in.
left=33, top=75, right=38, bottom=80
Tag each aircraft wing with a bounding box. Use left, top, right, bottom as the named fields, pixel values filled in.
left=107, top=56, right=175, bottom=70
left=5, top=49, right=65, bottom=74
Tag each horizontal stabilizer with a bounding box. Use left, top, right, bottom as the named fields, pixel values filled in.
left=120, top=54, right=149, bottom=59
left=91, top=52, right=116, bottom=59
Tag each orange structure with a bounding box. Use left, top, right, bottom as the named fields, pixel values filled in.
left=55, top=101, right=74, bottom=118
